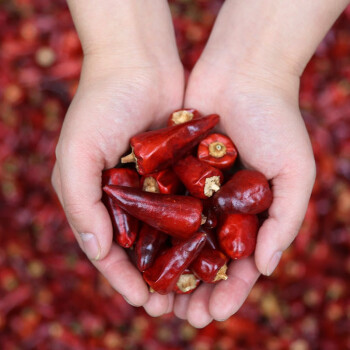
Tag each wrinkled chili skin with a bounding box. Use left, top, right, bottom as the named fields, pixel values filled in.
left=131, top=114, right=219, bottom=175
left=135, top=223, right=167, bottom=272
left=167, top=108, right=201, bottom=126
left=103, top=185, right=203, bottom=239
left=143, top=233, right=206, bottom=294
left=173, top=269, right=200, bottom=294
left=213, top=170, right=273, bottom=215
left=218, top=213, right=259, bottom=259
left=141, top=169, right=182, bottom=194
left=191, top=247, right=228, bottom=283
left=197, top=133, right=238, bottom=170
left=173, top=155, right=224, bottom=199
left=102, top=168, right=140, bottom=248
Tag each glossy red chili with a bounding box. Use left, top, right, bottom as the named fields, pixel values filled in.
left=173, top=155, right=224, bottom=199
left=173, top=269, right=200, bottom=294
left=103, top=185, right=203, bottom=239
left=102, top=168, right=140, bottom=248
left=143, top=233, right=206, bottom=294
left=141, top=169, right=182, bottom=194
left=167, top=108, right=201, bottom=126
left=191, top=247, right=228, bottom=283
left=218, top=213, right=259, bottom=259
left=197, top=133, right=238, bottom=170
left=213, top=170, right=273, bottom=214
left=121, top=114, right=219, bottom=175
left=135, top=223, right=167, bottom=272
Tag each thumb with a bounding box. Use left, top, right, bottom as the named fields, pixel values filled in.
left=56, top=141, right=113, bottom=261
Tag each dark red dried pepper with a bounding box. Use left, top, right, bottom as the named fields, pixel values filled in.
left=202, top=198, right=218, bottom=229
left=135, top=223, right=167, bottom=272
left=167, top=108, right=201, bottom=127
left=218, top=213, right=259, bottom=259
left=143, top=233, right=206, bottom=294
left=173, top=155, right=224, bottom=199
left=103, top=185, right=203, bottom=239
left=191, top=247, right=228, bottom=283
left=213, top=170, right=273, bottom=215
left=121, top=114, right=219, bottom=175
left=173, top=269, right=200, bottom=294
left=102, top=168, right=139, bottom=248
left=197, top=133, right=238, bottom=170
left=140, top=169, right=182, bottom=194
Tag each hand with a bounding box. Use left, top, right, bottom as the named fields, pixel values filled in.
left=172, top=57, right=316, bottom=327
left=51, top=51, right=184, bottom=309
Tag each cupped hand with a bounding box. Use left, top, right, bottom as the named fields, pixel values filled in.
left=173, top=58, right=316, bottom=327
left=51, top=53, right=184, bottom=309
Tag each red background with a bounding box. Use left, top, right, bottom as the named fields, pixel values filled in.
left=0, top=0, right=349, bottom=349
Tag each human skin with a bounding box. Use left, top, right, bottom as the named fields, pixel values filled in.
left=51, top=0, right=350, bottom=328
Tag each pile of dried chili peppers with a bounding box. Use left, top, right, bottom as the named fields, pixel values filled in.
left=0, top=0, right=349, bottom=349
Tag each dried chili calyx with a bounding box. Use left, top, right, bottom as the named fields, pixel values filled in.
left=174, top=269, right=200, bottom=294
left=198, top=133, right=238, bottom=170
left=121, top=114, right=219, bottom=175
left=167, top=108, right=201, bottom=126
left=141, top=169, right=181, bottom=194
left=173, top=155, right=224, bottom=199
left=103, top=185, right=203, bottom=239
left=143, top=233, right=206, bottom=295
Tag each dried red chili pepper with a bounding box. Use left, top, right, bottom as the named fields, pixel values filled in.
left=198, top=133, right=238, bottom=170
left=202, top=199, right=218, bottom=229
left=218, top=213, right=259, bottom=259
left=102, top=168, right=140, bottom=248
left=143, top=233, right=206, bottom=294
left=191, top=247, right=228, bottom=283
left=103, top=185, right=203, bottom=239
left=167, top=108, right=201, bottom=126
left=141, top=169, right=182, bottom=194
left=121, top=114, right=219, bottom=175
left=135, top=223, right=167, bottom=272
left=173, top=269, right=200, bottom=294
left=173, top=155, right=224, bottom=199
left=213, top=170, right=273, bottom=215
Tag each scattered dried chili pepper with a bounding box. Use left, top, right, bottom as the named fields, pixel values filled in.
left=173, top=155, right=224, bottom=199
left=197, top=133, right=238, bottom=170
left=141, top=169, right=182, bottom=194
left=143, top=233, right=206, bottom=294
left=167, top=108, right=201, bottom=126
left=103, top=185, right=203, bottom=239
left=121, top=114, right=219, bottom=175
left=173, top=269, right=200, bottom=294
left=102, top=168, right=140, bottom=248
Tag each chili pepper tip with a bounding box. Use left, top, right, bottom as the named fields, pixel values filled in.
left=121, top=151, right=136, bottom=164
left=201, top=214, right=207, bottom=225
left=214, top=264, right=228, bottom=282
left=142, top=177, right=160, bottom=193
left=204, top=176, right=221, bottom=197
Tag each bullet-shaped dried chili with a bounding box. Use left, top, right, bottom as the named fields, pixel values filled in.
left=173, top=269, right=200, bottom=294
left=102, top=168, right=139, bottom=248
left=218, top=213, right=259, bottom=259
left=191, top=247, right=228, bottom=283
left=121, top=114, right=219, bottom=175
left=173, top=155, right=224, bottom=199
left=135, top=223, right=167, bottom=272
left=143, top=233, right=206, bottom=294
left=213, top=170, right=273, bottom=215
left=167, top=108, right=201, bottom=127
left=103, top=185, right=203, bottom=239
left=141, top=169, right=182, bottom=194
left=197, top=133, right=238, bottom=170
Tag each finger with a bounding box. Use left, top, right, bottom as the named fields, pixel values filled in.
left=187, top=283, right=214, bottom=328
left=173, top=294, right=191, bottom=320
left=93, top=245, right=149, bottom=307
left=209, top=258, right=260, bottom=321
left=56, top=141, right=112, bottom=261
left=143, top=292, right=170, bottom=317
left=51, top=162, right=63, bottom=204
left=165, top=293, right=175, bottom=314
left=255, top=166, right=316, bottom=276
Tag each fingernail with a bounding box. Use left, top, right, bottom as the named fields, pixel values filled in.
left=79, top=233, right=101, bottom=260
left=266, top=251, right=282, bottom=276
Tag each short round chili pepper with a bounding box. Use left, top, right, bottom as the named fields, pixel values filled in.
left=167, top=108, right=201, bottom=127
left=143, top=232, right=206, bottom=295
left=121, top=114, right=219, bottom=175
left=191, top=247, right=228, bottom=283
left=103, top=185, right=203, bottom=239
left=213, top=169, right=273, bottom=215
left=173, top=155, right=224, bottom=199
left=173, top=269, right=201, bottom=294
left=141, top=169, right=182, bottom=194
left=102, top=168, right=140, bottom=248
left=197, top=133, right=238, bottom=170
left=218, top=213, right=259, bottom=259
